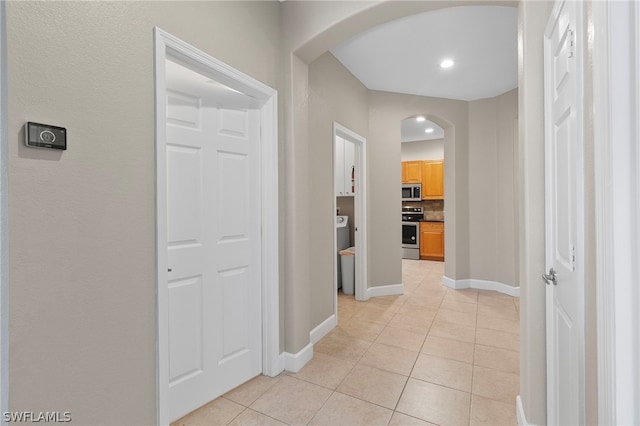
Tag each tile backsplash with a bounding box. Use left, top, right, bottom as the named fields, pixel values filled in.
left=423, top=200, right=444, bottom=221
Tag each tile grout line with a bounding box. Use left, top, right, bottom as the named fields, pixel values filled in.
left=386, top=276, right=429, bottom=423
left=181, top=261, right=521, bottom=426
left=220, top=397, right=246, bottom=426
left=311, top=293, right=405, bottom=424
left=390, top=278, right=443, bottom=418
left=307, top=298, right=374, bottom=424
left=226, top=405, right=290, bottom=426
left=468, top=290, right=480, bottom=426
left=335, top=291, right=410, bottom=425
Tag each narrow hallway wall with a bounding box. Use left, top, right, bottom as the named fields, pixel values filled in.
left=6, top=2, right=281, bottom=423
left=308, top=52, right=369, bottom=329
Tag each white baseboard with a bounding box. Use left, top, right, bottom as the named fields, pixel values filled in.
left=364, top=283, right=404, bottom=300
left=281, top=342, right=313, bottom=373
left=442, top=276, right=520, bottom=297
left=282, top=314, right=337, bottom=373
left=280, top=284, right=403, bottom=373
left=441, top=275, right=457, bottom=289
left=310, top=314, right=336, bottom=344
left=516, top=395, right=535, bottom=426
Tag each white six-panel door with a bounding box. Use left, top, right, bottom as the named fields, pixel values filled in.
left=544, top=1, right=585, bottom=424
left=165, top=77, right=262, bottom=421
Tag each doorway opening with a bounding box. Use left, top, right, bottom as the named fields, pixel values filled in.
left=154, top=28, right=280, bottom=424
left=333, top=122, right=367, bottom=312
left=400, top=115, right=446, bottom=285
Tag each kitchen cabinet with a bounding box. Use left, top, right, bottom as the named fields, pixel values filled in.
left=420, top=221, right=444, bottom=261
left=421, top=160, right=444, bottom=199
left=402, top=161, right=422, bottom=183
left=335, top=136, right=355, bottom=197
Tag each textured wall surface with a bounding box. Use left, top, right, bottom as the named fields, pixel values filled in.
left=4, top=2, right=560, bottom=424
left=468, top=89, right=518, bottom=286
left=6, top=2, right=280, bottom=423
left=308, top=52, right=368, bottom=329
left=368, top=91, right=469, bottom=285
left=401, top=139, right=445, bottom=161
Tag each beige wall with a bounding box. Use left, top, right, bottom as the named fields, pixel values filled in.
left=401, top=139, right=445, bottom=161
left=372, top=89, right=518, bottom=288
left=281, top=0, right=516, bottom=354
left=368, top=91, right=469, bottom=285
left=6, top=1, right=281, bottom=424
left=468, top=89, right=518, bottom=286
left=310, top=57, right=519, bottom=329
left=308, top=52, right=368, bottom=328
left=4, top=2, right=581, bottom=424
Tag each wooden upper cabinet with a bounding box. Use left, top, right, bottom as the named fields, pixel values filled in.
left=402, top=161, right=422, bottom=183
left=421, top=160, right=444, bottom=199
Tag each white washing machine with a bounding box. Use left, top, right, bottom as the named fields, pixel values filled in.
left=336, top=216, right=350, bottom=289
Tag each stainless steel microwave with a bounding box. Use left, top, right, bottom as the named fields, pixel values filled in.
left=402, top=184, right=422, bottom=202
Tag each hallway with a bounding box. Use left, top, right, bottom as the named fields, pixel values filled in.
left=173, top=260, right=520, bottom=425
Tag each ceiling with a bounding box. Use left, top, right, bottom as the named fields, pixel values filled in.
left=401, top=117, right=444, bottom=142
left=330, top=5, right=518, bottom=102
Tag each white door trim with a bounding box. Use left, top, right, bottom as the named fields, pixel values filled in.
left=593, top=1, right=640, bottom=424
left=0, top=2, right=8, bottom=423
left=154, top=28, right=280, bottom=426
left=333, top=122, right=368, bottom=307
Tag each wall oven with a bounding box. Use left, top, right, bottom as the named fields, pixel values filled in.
left=402, top=184, right=422, bottom=202
left=402, top=206, right=423, bottom=260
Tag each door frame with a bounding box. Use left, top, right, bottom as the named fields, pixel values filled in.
left=333, top=122, right=368, bottom=305
left=153, top=28, right=280, bottom=425
left=543, top=0, right=586, bottom=423
left=593, top=1, right=640, bottom=424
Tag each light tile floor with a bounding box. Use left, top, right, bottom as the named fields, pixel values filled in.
left=173, top=259, right=520, bottom=426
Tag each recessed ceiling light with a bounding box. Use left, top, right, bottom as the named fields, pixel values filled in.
left=440, top=59, right=455, bottom=69
left=425, top=128, right=435, bottom=133
left=416, top=116, right=426, bottom=122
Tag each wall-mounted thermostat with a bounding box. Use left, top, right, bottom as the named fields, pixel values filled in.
left=25, top=122, right=66, bottom=150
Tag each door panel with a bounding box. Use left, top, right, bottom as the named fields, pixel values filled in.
left=165, top=73, right=261, bottom=421
left=552, top=108, right=574, bottom=270
left=544, top=1, right=584, bottom=424
left=167, top=147, right=203, bottom=243
left=168, top=277, right=203, bottom=382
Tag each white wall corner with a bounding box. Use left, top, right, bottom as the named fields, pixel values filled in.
left=365, top=283, right=404, bottom=300
left=517, top=395, right=536, bottom=426
left=282, top=342, right=313, bottom=373
left=441, top=276, right=520, bottom=297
